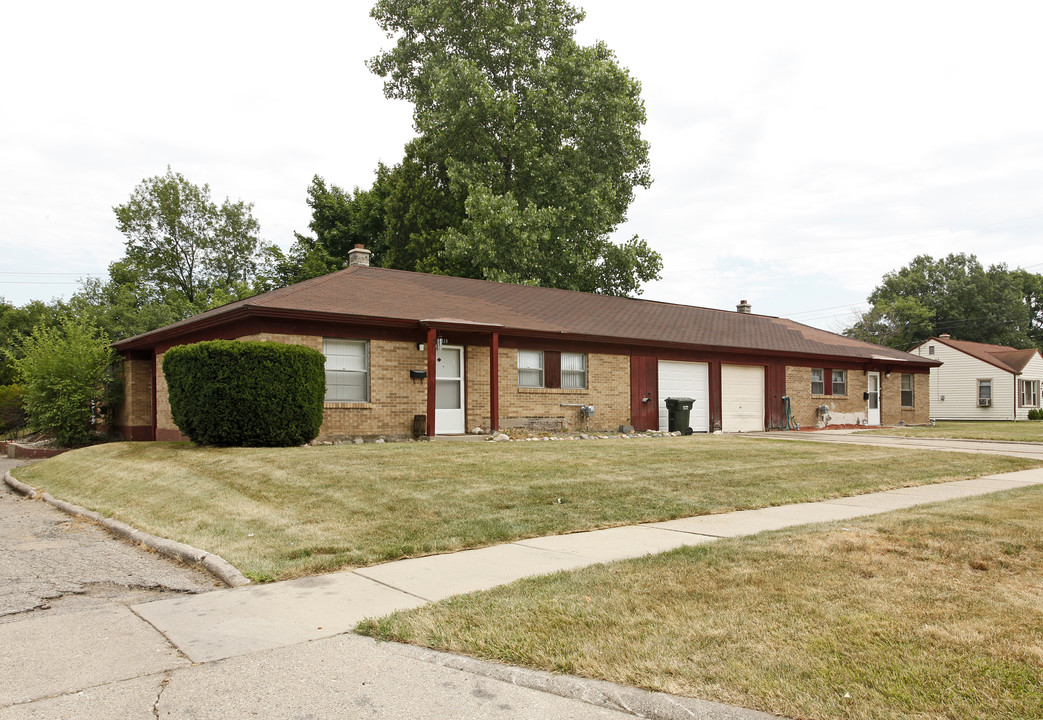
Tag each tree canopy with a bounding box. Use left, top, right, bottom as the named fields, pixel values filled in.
left=113, top=167, right=273, bottom=305
left=845, top=253, right=1043, bottom=350
left=284, top=0, right=661, bottom=296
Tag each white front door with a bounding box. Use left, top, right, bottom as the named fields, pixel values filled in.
left=435, top=345, right=465, bottom=434
left=867, top=372, right=881, bottom=425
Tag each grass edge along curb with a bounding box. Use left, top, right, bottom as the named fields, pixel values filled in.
left=2, top=470, right=250, bottom=588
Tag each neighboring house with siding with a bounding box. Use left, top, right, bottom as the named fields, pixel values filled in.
left=909, top=335, right=1043, bottom=421
left=112, top=246, right=938, bottom=441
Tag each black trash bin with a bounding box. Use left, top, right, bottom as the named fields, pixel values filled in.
left=665, top=397, right=695, bottom=434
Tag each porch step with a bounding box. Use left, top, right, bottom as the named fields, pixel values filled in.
left=429, top=434, right=493, bottom=442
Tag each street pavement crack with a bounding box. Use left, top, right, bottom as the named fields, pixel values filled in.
left=153, top=670, right=173, bottom=719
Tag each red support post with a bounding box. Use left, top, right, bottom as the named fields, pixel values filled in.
left=426, top=328, right=437, bottom=437
left=490, top=332, right=499, bottom=432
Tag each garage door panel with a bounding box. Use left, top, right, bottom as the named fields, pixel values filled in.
left=722, top=364, right=764, bottom=432
left=657, top=361, right=709, bottom=432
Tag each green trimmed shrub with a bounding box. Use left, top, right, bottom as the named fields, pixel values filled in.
left=1029, top=408, right=1042, bottom=421
left=163, top=341, right=325, bottom=446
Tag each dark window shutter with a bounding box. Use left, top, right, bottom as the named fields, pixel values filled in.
left=545, top=351, right=561, bottom=389
left=824, top=369, right=833, bottom=396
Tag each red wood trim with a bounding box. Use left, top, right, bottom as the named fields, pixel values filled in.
left=490, top=332, right=499, bottom=432
left=151, top=350, right=158, bottom=442
left=426, top=328, right=437, bottom=436
left=708, top=361, right=722, bottom=432
left=544, top=351, right=561, bottom=389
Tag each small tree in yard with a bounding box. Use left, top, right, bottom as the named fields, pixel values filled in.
left=7, top=317, right=115, bottom=447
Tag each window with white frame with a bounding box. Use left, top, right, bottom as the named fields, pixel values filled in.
left=561, top=352, right=588, bottom=389
left=831, top=370, right=847, bottom=396
left=518, top=350, right=544, bottom=387
left=977, top=379, right=992, bottom=407
left=1020, top=379, right=1039, bottom=407
left=811, top=368, right=825, bottom=395
left=901, top=374, right=914, bottom=407
left=324, top=338, right=369, bottom=402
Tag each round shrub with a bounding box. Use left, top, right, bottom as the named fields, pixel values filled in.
left=163, top=340, right=325, bottom=446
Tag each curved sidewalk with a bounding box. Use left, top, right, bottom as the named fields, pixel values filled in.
left=131, top=466, right=1043, bottom=664
left=756, top=430, right=1043, bottom=460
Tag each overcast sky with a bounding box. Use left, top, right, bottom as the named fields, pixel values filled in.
left=4, top=0, right=1042, bottom=333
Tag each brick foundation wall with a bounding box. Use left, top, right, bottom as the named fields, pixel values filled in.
left=786, top=366, right=930, bottom=427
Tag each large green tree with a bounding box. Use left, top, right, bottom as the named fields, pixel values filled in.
left=287, top=0, right=661, bottom=296
left=113, top=167, right=272, bottom=305
left=846, top=254, right=1042, bottom=350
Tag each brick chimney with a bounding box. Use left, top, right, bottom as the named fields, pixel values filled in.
left=347, top=244, right=371, bottom=267
left=736, top=299, right=752, bottom=314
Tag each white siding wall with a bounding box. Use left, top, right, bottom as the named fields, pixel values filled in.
left=911, top=343, right=1014, bottom=420
left=1014, top=353, right=1043, bottom=421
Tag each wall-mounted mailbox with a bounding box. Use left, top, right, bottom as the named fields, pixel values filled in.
left=410, top=370, right=427, bottom=381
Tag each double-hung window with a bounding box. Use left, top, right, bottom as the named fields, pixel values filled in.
left=518, top=350, right=544, bottom=388
left=324, top=338, right=369, bottom=402
left=811, top=368, right=825, bottom=395
left=518, top=350, right=588, bottom=389
left=901, top=374, right=914, bottom=408
left=977, top=379, right=992, bottom=408
left=561, top=352, right=588, bottom=389
left=1020, top=379, right=1039, bottom=407
left=831, top=370, right=847, bottom=396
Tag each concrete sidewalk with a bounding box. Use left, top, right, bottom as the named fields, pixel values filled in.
left=132, top=467, right=1043, bottom=664
left=757, top=430, right=1043, bottom=459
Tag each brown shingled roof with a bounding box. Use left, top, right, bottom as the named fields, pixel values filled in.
left=113, top=266, right=935, bottom=366
left=933, top=337, right=1042, bottom=374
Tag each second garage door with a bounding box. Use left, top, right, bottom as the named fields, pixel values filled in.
left=657, top=360, right=709, bottom=432
left=722, top=364, right=764, bottom=432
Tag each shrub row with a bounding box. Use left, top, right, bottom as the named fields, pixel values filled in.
left=163, top=341, right=325, bottom=447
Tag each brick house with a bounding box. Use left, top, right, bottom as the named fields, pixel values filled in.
left=112, top=247, right=938, bottom=441
left=909, top=335, right=1043, bottom=421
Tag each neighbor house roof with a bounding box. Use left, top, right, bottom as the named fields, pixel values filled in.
left=925, top=337, right=1042, bottom=374
left=113, top=266, right=936, bottom=366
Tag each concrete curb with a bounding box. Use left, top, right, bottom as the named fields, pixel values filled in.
left=2, top=469, right=250, bottom=588
left=386, top=640, right=781, bottom=720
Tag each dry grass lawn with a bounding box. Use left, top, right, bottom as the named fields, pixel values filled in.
left=360, top=486, right=1043, bottom=720
left=11, top=436, right=1041, bottom=582
left=859, top=421, right=1043, bottom=443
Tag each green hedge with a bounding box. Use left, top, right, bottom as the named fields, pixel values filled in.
left=163, top=341, right=325, bottom=447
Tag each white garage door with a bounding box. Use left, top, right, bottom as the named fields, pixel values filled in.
left=658, top=360, right=709, bottom=432
left=722, top=364, right=764, bottom=432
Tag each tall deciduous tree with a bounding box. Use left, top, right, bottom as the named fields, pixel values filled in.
left=113, top=167, right=270, bottom=304
left=846, top=254, right=1042, bottom=349
left=289, top=0, right=661, bottom=296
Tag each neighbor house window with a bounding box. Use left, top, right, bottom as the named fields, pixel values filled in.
left=518, top=350, right=544, bottom=387
left=928, top=345, right=935, bottom=355
left=811, top=368, right=825, bottom=395
left=561, top=352, right=588, bottom=389
left=977, top=379, right=992, bottom=407
left=831, top=370, right=847, bottom=396
left=324, top=338, right=369, bottom=402
left=1020, top=379, right=1039, bottom=407
left=901, top=374, right=914, bottom=408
